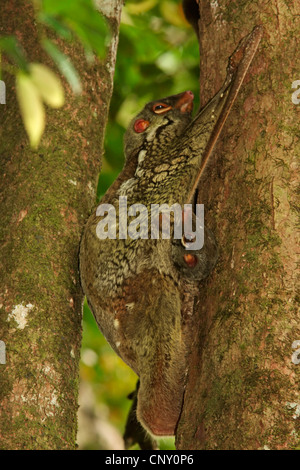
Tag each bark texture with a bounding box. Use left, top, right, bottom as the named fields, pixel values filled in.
left=0, top=0, right=122, bottom=449
left=177, top=0, right=299, bottom=450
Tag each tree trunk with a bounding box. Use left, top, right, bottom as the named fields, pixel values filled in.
left=0, top=0, right=122, bottom=450
left=177, top=0, right=299, bottom=450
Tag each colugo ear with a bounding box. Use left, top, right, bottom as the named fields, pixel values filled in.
left=134, top=119, right=150, bottom=133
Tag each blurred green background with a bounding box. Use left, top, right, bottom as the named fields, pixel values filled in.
left=78, top=0, right=200, bottom=450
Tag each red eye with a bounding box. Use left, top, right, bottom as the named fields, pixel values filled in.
left=152, top=103, right=172, bottom=114
left=183, top=254, right=198, bottom=268
left=134, top=119, right=150, bottom=133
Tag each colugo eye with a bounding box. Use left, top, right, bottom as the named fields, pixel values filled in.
left=152, top=103, right=172, bottom=114
left=181, top=233, right=196, bottom=248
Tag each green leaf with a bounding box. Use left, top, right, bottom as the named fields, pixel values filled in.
left=41, top=0, right=109, bottom=58
left=0, top=36, right=28, bottom=71
left=126, top=0, right=158, bottom=15
left=120, top=23, right=165, bottom=63
left=38, top=13, right=73, bottom=40
left=16, top=72, right=45, bottom=149
left=42, top=39, right=82, bottom=94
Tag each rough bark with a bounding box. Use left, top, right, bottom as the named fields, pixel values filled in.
left=176, top=0, right=299, bottom=450
left=0, top=0, right=122, bottom=450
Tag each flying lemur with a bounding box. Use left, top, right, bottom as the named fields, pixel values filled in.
left=79, top=26, right=263, bottom=442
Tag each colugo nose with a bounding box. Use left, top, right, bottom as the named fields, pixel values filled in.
left=174, top=90, right=194, bottom=113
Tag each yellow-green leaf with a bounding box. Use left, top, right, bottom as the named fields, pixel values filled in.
left=160, top=1, right=187, bottom=27
left=30, top=63, right=65, bottom=108
left=126, top=0, right=158, bottom=15
left=16, top=72, right=45, bottom=149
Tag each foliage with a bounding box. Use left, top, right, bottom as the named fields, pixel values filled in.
left=0, top=0, right=108, bottom=147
